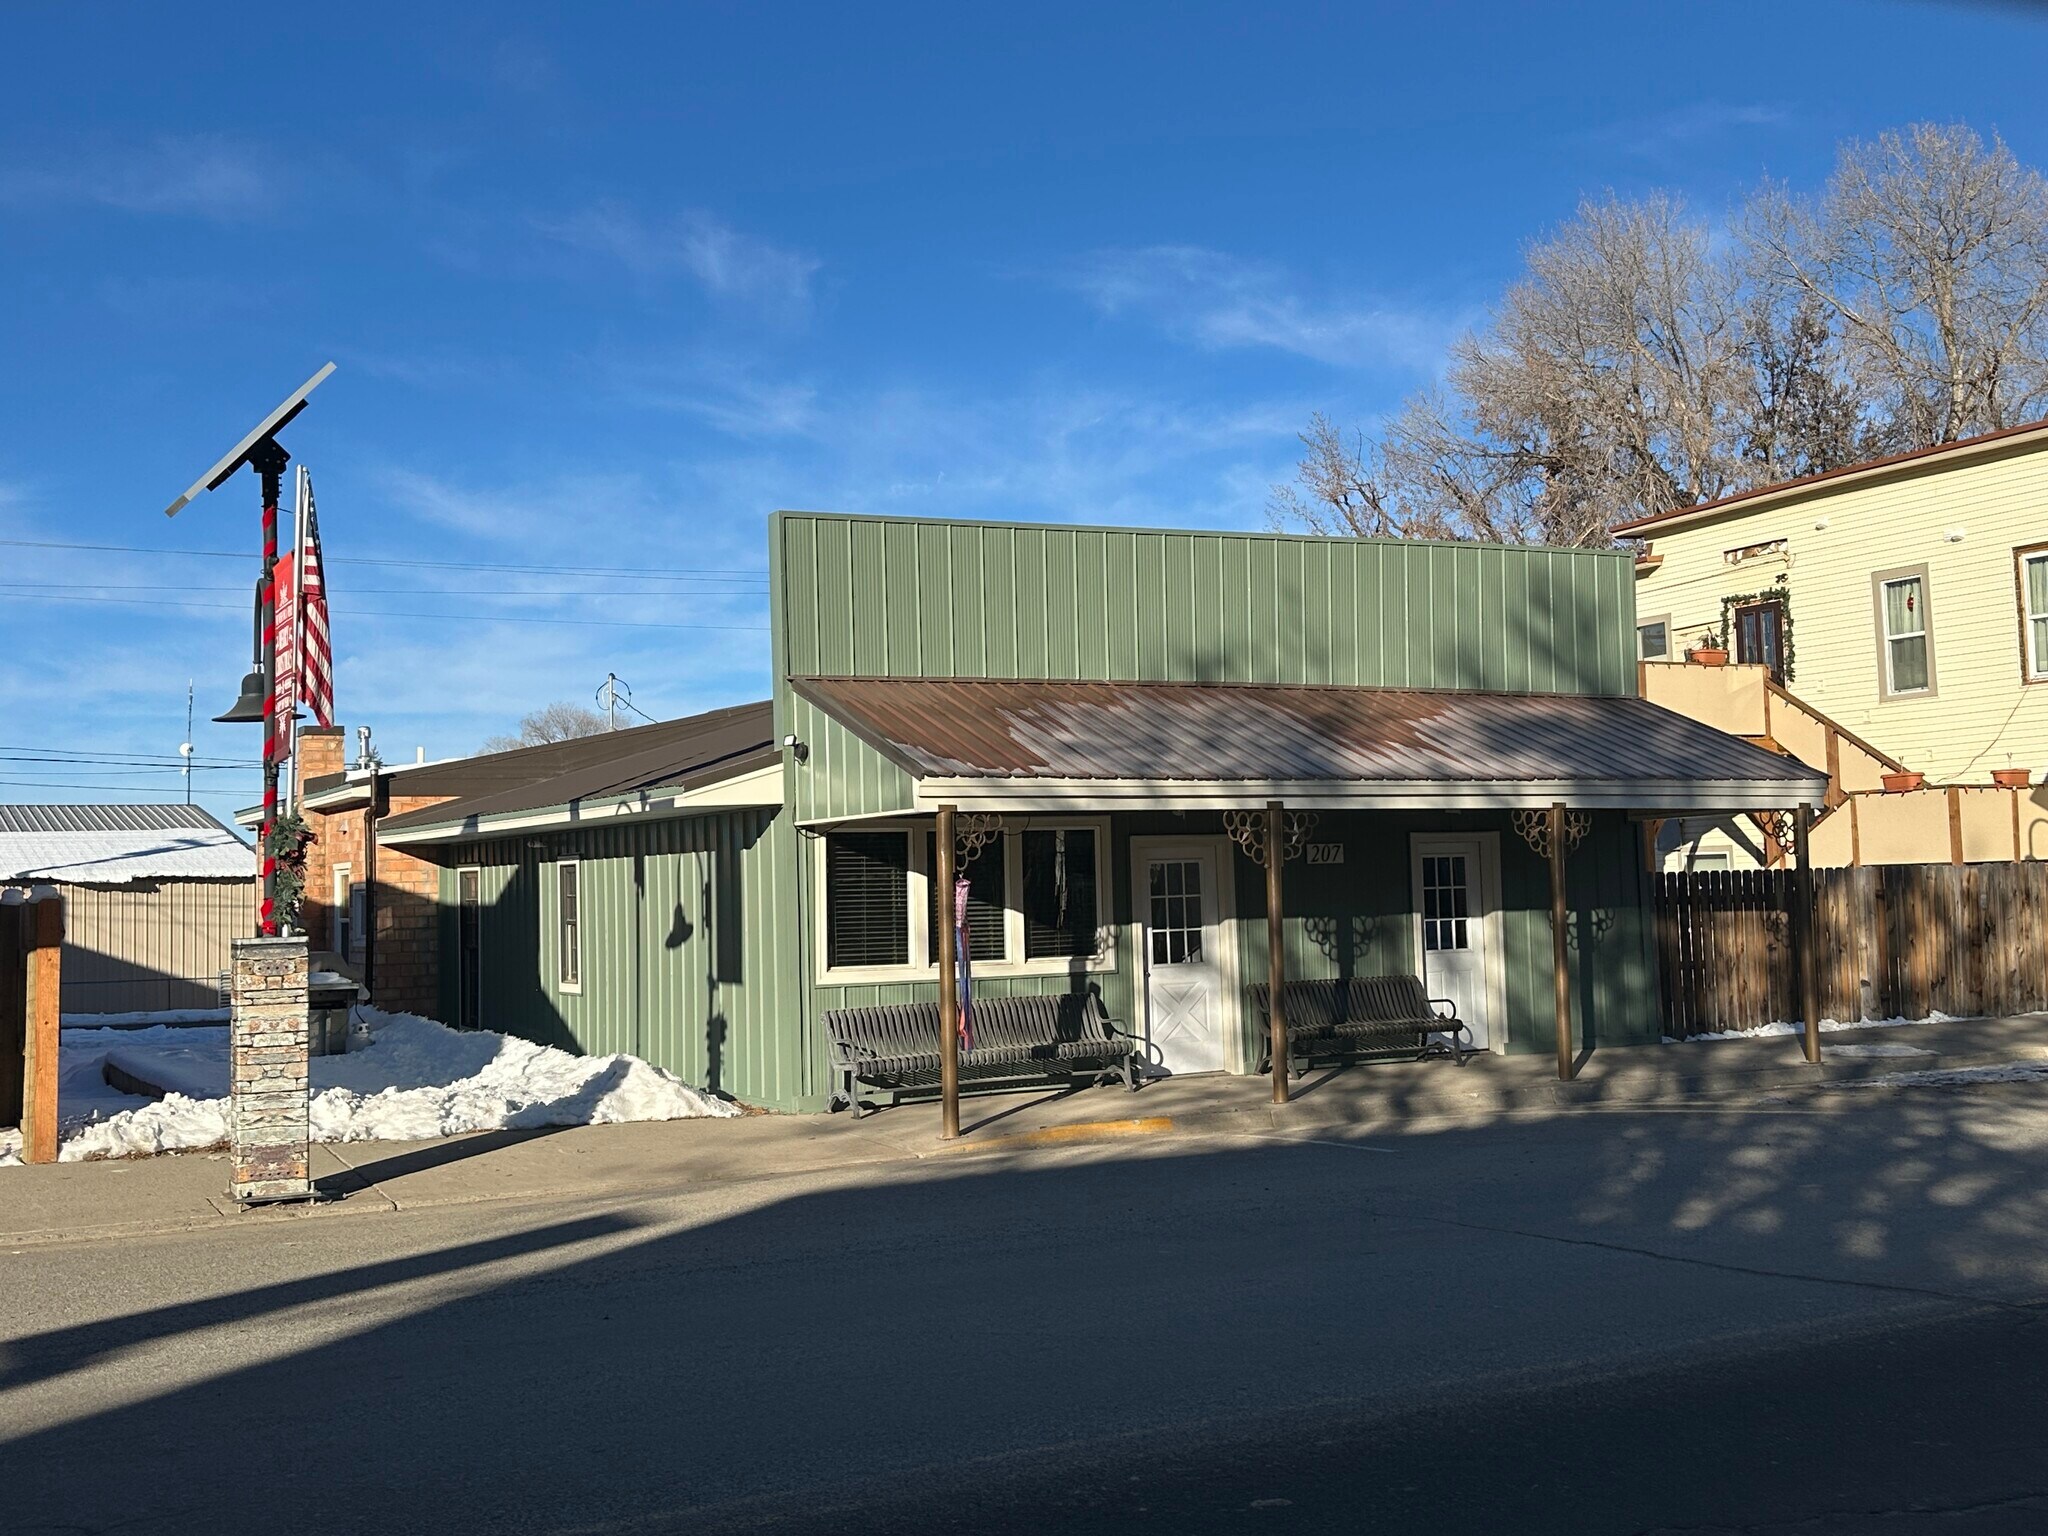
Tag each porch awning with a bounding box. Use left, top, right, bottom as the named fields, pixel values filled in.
left=791, top=676, right=1827, bottom=816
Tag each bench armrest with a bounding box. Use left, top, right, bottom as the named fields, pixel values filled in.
left=1426, top=998, right=1461, bottom=1022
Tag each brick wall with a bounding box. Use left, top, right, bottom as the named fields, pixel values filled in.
left=293, top=728, right=453, bottom=1019
left=372, top=793, right=449, bottom=1018
left=293, top=728, right=353, bottom=954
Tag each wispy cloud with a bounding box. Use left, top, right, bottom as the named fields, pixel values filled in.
left=0, top=135, right=274, bottom=219
left=537, top=203, right=821, bottom=325
left=1578, top=101, right=1793, bottom=162
left=1053, top=245, right=1460, bottom=372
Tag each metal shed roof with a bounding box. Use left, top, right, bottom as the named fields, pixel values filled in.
left=0, top=804, right=254, bottom=884
left=791, top=676, right=1826, bottom=814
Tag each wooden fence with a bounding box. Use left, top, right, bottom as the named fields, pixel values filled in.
left=1656, top=863, right=2048, bottom=1036
left=1, top=887, right=63, bottom=1161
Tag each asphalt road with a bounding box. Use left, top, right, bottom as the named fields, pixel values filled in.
left=4, top=1080, right=2047, bottom=1534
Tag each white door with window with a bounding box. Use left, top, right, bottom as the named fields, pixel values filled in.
left=1133, top=841, right=1233, bottom=1075
left=1410, top=835, right=1499, bottom=1053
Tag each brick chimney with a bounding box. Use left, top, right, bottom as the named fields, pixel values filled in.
left=294, top=727, right=347, bottom=804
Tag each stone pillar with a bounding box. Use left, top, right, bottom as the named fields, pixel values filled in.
left=230, top=935, right=312, bottom=1204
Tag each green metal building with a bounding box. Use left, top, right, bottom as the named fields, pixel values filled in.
left=377, top=513, right=1825, bottom=1112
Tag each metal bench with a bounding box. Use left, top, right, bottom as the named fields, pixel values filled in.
left=825, top=992, right=1142, bottom=1117
left=1249, top=974, right=1472, bottom=1074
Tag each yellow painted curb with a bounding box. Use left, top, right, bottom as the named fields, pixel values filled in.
left=934, top=1116, right=1176, bottom=1153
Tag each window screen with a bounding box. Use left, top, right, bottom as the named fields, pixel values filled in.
left=826, top=832, right=911, bottom=968
left=1022, top=828, right=1098, bottom=959
left=926, top=832, right=1007, bottom=962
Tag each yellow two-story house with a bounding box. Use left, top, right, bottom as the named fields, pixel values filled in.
left=1620, top=420, right=2048, bottom=868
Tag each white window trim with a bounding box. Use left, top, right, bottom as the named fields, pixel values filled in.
left=554, top=858, right=584, bottom=995
left=1636, top=614, right=1673, bottom=661
left=2021, top=549, right=2048, bottom=681
left=1876, top=568, right=1934, bottom=699
left=332, top=861, right=352, bottom=958
left=813, top=818, right=1116, bottom=985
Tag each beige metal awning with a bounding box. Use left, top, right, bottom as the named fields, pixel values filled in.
left=791, top=676, right=1827, bottom=818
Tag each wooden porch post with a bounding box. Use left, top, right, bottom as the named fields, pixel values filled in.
left=1549, top=802, right=1573, bottom=1082
left=22, top=890, right=62, bottom=1165
left=936, top=804, right=960, bottom=1140
left=1265, top=800, right=1289, bottom=1105
left=1794, top=804, right=1820, bottom=1065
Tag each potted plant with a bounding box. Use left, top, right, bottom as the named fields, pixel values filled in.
left=1993, top=765, right=2033, bottom=788
left=1881, top=770, right=1926, bottom=793
left=1686, top=631, right=1728, bottom=666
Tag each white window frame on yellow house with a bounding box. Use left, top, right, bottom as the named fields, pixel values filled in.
left=2017, top=544, right=2048, bottom=683
left=1873, top=565, right=1936, bottom=700
left=1636, top=613, right=1673, bottom=661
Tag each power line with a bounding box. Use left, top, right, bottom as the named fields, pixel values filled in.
left=0, top=757, right=246, bottom=771
left=0, top=749, right=246, bottom=766
left=0, top=538, right=767, bottom=580
left=0, top=779, right=256, bottom=795
left=0, top=591, right=767, bottom=631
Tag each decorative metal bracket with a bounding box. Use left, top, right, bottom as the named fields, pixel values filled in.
left=1223, top=808, right=1319, bottom=869
left=1512, top=807, right=1589, bottom=860
left=954, top=812, right=1004, bottom=868
left=1753, top=809, right=1795, bottom=854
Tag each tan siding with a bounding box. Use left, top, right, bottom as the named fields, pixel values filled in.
left=49, top=878, right=255, bottom=1013
left=1633, top=438, right=2048, bottom=782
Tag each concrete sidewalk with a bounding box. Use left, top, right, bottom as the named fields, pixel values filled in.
left=3, top=1011, right=2042, bottom=1248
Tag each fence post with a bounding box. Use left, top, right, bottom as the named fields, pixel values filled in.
left=1794, top=808, right=1818, bottom=1064
left=21, top=889, right=62, bottom=1164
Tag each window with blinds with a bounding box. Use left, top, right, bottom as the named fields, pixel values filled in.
left=1022, top=827, right=1099, bottom=959
left=925, top=832, right=1007, bottom=962
left=826, top=832, right=911, bottom=968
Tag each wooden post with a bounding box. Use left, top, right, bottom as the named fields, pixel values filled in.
left=1794, top=806, right=1819, bottom=1065
left=936, top=804, right=960, bottom=1141
left=21, top=890, right=62, bottom=1165
left=1265, top=800, right=1289, bottom=1105
left=1643, top=817, right=1664, bottom=874
left=1948, top=785, right=1965, bottom=867
left=1549, top=802, right=1573, bottom=1081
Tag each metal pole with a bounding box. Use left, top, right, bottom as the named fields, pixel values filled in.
left=1795, top=804, right=1820, bottom=1065
left=1550, top=801, right=1573, bottom=1081
left=1265, top=800, right=1289, bottom=1105
left=249, top=440, right=289, bottom=937
left=936, top=804, right=960, bottom=1140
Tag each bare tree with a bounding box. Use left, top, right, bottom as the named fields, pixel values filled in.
left=479, top=701, right=610, bottom=754
left=1745, top=124, right=2048, bottom=448
left=1275, top=122, right=2048, bottom=545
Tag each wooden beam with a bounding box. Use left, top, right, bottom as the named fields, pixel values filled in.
left=1643, top=817, right=1664, bottom=874
left=1948, top=785, right=1965, bottom=867
left=2013, top=786, right=2024, bottom=864
left=1549, top=802, right=1573, bottom=1081
left=936, top=804, right=960, bottom=1141
left=1265, top=800, right=1290, bottom=1105
left=1795, top=807, right=1819, bottom=1066
left=21, top=892, right=61, bottom=1165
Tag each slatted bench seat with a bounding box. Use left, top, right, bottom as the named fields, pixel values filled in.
left=1249, top=974, right=1471, bottom=1075
left=825, top=992, right=1142, bottom=1117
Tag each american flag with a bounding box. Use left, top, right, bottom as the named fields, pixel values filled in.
left=272, top=466, right=334, bottom=763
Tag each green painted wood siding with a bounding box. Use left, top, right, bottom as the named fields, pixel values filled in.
left=770, top=513, right=1639, bottom=824
left=433, top=808, right=818, bottom=1111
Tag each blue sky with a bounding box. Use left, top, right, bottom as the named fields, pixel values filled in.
left=3, top=0, right=2045, bottom=824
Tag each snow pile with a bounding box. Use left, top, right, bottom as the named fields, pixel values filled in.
left=0, top=1007, right=736, bottom=1165
left=1664, top=1013, right=1948, bottom=1045
left=1837, top=1061, right=2048, bottom=1090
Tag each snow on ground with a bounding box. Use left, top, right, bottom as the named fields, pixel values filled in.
left=0, top=1007, right=737, bottom=1166
left=1836, top=1061, right=2048, bottom=1089
left=1664, top=1013, right=1953, bottom=1044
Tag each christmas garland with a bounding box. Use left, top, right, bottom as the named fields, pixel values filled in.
left=1718, top=578, right=1795, bottom=683
left=266, top=809, right=316, bottom=932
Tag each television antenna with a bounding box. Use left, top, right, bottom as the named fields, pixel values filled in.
left=164, top=363, right=336, bottom=934
left=180, top=682, right=194, bottom=806
left=596, top=673, right=656, bottom=730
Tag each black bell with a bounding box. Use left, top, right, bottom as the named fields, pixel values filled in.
left=214, top=669, right=268, bottom=724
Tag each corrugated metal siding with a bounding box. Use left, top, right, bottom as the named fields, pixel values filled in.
left=434, top=808, right=815, bottom=1110
left=46, top=878, right=254, bottom=1013
left=771, top=514, right=1639, bottom=824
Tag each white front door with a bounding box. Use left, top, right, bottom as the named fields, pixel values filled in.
left=1136, top=845, right=1229, bottom=1075
left=1411, top=836, right=1496, bottom=1052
